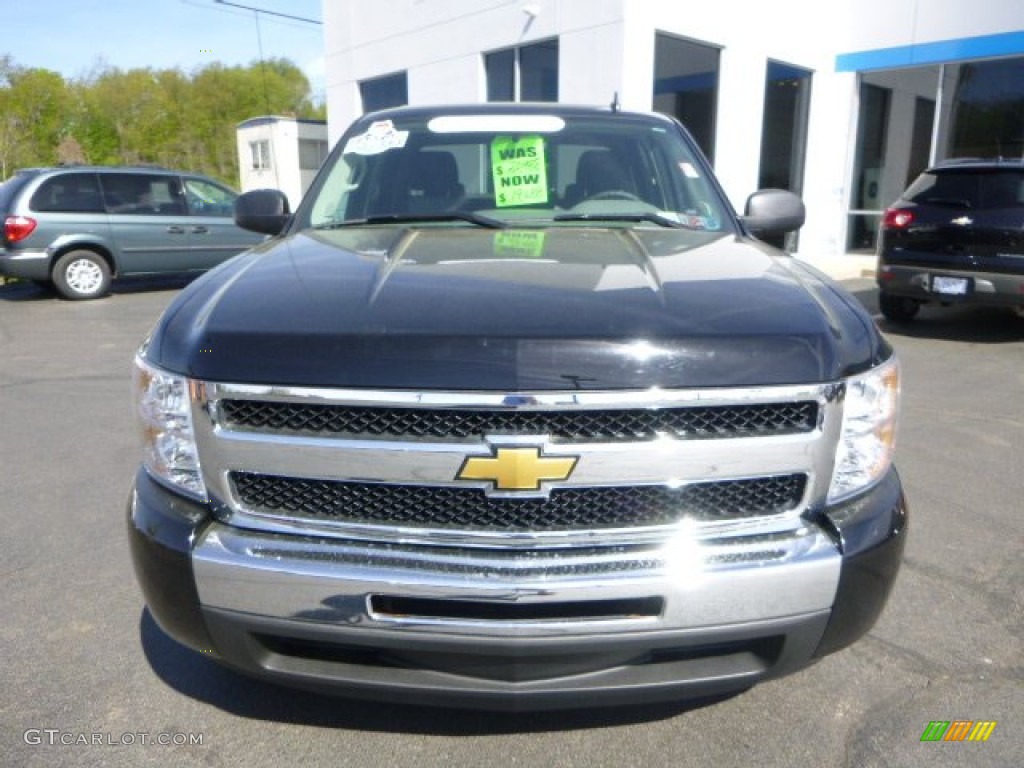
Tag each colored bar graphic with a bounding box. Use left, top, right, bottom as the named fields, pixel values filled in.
left=920, top=721, right=949, bottom=742
left=920, top=720, right=997, bottom=742
left=968, top=722, right=997, bottom=742
left=944, top=721, right=973, bottom=741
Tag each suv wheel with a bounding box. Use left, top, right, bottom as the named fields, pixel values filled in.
left=52, top=250, right=111, bottom=300
left=879, top=292, right=920, bottom=324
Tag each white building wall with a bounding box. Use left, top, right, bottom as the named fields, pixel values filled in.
left=842, top=0, right=1023, bottom=50
left=324, top=0, right=630, bottom=143
left=237, top=118, right=328, bottom=210
left=610, top=0, right=860, bottom=255
left=321, top=0, right=1024, bottom=259
left=236, top=122, right=278, bottom=194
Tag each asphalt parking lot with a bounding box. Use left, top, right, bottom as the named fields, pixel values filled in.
left=1, top=275, right=1021, bottom=768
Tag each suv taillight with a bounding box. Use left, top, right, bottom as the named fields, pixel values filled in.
left=4, top=215, right=37, bottom=242
left=882, top=209, right=914, bottom=230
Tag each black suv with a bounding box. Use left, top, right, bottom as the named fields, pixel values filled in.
left=876, top=158, right=1024, bottom=323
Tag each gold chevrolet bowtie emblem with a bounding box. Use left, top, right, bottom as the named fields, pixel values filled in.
left=457, top=447, right=578, bottom=491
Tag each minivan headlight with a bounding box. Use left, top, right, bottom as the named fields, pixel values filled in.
left=828, top=356, right=900, bottom=504
left=133, top=353, right=206, bottom=500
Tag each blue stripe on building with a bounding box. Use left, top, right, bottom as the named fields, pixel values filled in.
left=836, top=29, right=1024, bottom=72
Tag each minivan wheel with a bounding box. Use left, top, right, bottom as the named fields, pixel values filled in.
left=879, top=292, right=920, bottom=324
left=52, top=250, right=111, bottom=300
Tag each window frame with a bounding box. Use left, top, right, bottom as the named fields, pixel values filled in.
left=98, top=172, right=186, bottom=217
left=485, top=39, right=559, bottom=103
left=250, top=140, right=272, bottom=171
left=28, top=172, right=105, bottom=214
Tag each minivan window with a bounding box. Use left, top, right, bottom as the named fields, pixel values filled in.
left=183, top=177, right=236, bottom=217
left=100, top=173, right=186, bottom=215
left=29, top=173, right=104, bottom=213
left=0, top=172, right=37, bottom=212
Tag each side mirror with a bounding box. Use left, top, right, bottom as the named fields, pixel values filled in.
left=742, top=189, right=805, bottom=237
left=234, top=189, right=291, bottom=236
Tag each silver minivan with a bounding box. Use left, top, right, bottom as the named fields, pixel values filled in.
left=0, top=166, right=264, bottom=299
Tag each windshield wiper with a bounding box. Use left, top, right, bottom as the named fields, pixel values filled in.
left=317, top=212, right=507, bottom=230
left=552, top=212, right=695, bottom=229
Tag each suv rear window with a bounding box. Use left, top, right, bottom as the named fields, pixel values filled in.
left=903, top=168, right=1024, bottom=209
left=29, top=173, right=105, bottom=213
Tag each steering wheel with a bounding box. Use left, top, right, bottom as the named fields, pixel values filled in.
left=582, top=189, right=643, bottom=203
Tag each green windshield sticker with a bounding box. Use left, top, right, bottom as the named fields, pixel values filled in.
left=491, top=136, right=548, bottom=207
left=493, top=230, right=547, bottom=259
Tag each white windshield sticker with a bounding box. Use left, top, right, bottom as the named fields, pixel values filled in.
left=679, top=162, right=701, bottom=179
left=343, top=120, right=409, bottom=155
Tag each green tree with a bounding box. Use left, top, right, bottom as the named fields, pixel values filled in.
left=0, top=59, right=70, bottom=176
left=0, top=56, right=322, bottom=186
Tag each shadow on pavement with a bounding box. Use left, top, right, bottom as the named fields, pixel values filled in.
left=0, top=274, right=197, bottom=302
left=880, top=307, right=1024, bottom=344
left=140, top=610, right=736, bottom=734
left=0, top=281, right=54, bottom=302
left=841, top=279, right=1024, bottom=344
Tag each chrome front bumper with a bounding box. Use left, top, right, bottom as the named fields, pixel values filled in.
left=129, top=465, right=907, bottom=709
left=193, top=523, right=841, bottom=636
left=187, top=519, right=841, bottom=708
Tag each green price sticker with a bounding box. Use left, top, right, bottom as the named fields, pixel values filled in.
left=493, top=230, right=547, bottom=259
left=491, top=136, right=548, bottom=208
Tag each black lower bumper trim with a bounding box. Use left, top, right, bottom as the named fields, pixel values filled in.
left=814, top=468, right=908, bottom=656
left=126, top=469, right=215, bottom=654
left=201, top=607, right=830, bottom=710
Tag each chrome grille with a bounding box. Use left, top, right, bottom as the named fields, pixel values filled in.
left=195, top=381, right=840, bottom=544
left=231, top=472, right=807, bottom=531
left=218, top=399, right=818, bottom=442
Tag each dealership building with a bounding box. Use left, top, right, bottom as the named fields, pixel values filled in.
left=322, top=0, right=1023, bottom=265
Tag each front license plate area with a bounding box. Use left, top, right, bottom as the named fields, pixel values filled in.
left=931, top=275, right=971, bottom=296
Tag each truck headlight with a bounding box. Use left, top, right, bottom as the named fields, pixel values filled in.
left=133, top=353, right=206, bottom=500
left=827, top=356, right=900, bottom=503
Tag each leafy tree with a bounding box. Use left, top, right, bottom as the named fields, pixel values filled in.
left=0, top=56, right=322, bottom=186
left=0, top=59, right=70, bottom=176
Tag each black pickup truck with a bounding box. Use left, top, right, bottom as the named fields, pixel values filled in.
left=128, top=104, right=906, bottom=710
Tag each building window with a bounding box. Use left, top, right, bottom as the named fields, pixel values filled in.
left=758, top=61, right=812, bottom=250
left=299, top=139, right=329, bottom=171
left=950, top=56, right=1024, bottom=158
left=250, top=140, right=271, bottom=170
left=653, top=34, right=720, bottom=163
left=485, top=39, right=559, bottom=102
left=485, top=49, right=515, bottom=102
left=360, top=72, right=408, bottom=113
left=848, top=83, right=891, bottom=251
left=906, top=97, right=935, bottom=187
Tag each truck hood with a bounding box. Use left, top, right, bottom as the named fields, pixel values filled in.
left=149, top=226, right=888, bottom=389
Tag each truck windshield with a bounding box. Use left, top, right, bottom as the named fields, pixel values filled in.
left=304, top=112, right=731, bottom=232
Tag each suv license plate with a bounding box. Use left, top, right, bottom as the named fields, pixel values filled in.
left=931, top=276, right=969, bottom=295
